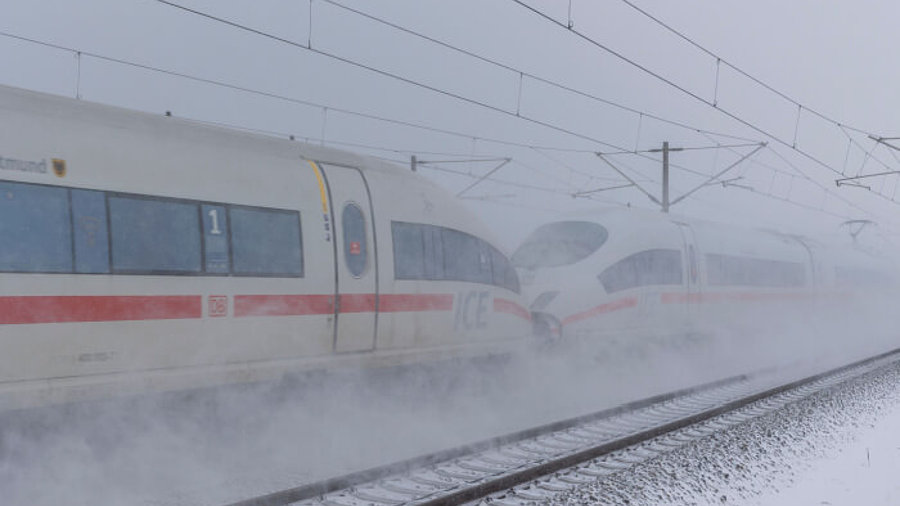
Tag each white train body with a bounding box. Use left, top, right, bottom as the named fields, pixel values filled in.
left=513, top=208, right=896, bottom=345
left=0, top=85, right=531, bottom=410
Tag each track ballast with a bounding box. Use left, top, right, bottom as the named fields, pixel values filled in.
left=226, top=348, right=900, bottom=506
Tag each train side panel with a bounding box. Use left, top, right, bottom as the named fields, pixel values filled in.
left=362, top=167, right=531, bottom=354
left=517, top=213, right=690, bottom=344
left=0, top=90, right=341, bottom=392
left=0, top=84, right=532, bottom=410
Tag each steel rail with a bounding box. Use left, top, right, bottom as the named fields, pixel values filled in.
left=223, top=373, right=752, bottom=506
left=225, top=347, right=900, bottom=506
left=427, top=348, right=900, bottom=505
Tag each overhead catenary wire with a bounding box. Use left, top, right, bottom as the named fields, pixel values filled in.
left=626, top=0, right=900, bottom=223
left=721, top=132, right=877, bottom=217
left=319, top=0, right=760, bottom=144
left=693, top=130, right=883, bottom=223
left=152, top=0, right=638, bottom=154
left=507, top=0, right=887, bottom=192
left=598, top=141, right=763, bottom=156
left=529, top=146, right=640, bottom=183
left=415, top=161, right=594, bottom=196
left=832, top=127, right=900, bottom=206
left=0, top=31, right=620, bottom=158
left=4, top=4, right=887, bottom=220
left=616, top=0, right=875, bottom=138
left=0, top=28, right=652, bottom=202
left=765, top=145, right=877, bottom=218
left=151, top=0, right=763, bottom=185
left=177, top=114, right=499, bottom=159
left=185, top=102, right=627, bottom=199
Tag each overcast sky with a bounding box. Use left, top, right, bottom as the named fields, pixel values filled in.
left=3, top=0, right=900, bottom=247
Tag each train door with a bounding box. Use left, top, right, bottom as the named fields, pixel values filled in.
left=320, top=164, right=378, bottom=353
left=675, top=223, right=700, bottom=327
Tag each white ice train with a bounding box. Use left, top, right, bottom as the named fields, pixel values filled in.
left=0, top=84, right=532, bottom=411
left=511, top=208, right=897, bottom=344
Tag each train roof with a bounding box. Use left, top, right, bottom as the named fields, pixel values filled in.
left=0, top=83, right=414, bottom=179
left=533, top=205, right=890, bottom=255
left=0, top=83, right=512, bottom=253
left=548, top=206, right=817, bottom=241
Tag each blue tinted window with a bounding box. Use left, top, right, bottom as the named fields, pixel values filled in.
left=442, top=228, right=492, bottom=284
left=423, top=226, right=444, bottom=281
left=706, top=254, right=805, bottom=287
left=392, top=222, right=425, bottom=279
left=109, top=196, right=201, bottom=273
left=391, top=221, right=517, bottom=291
left=489, top=244, right=520, bottom=293
left=342, top=203, right=367, bottom=278
left=598, top=249, right=682, bottom=293
left=202, top=204, right=229, bottom=274
left=71, top=189, right=109, bottom=273
left=0, top=182, right=72, bottom=272
left=231, top=207, right=302, bottom=276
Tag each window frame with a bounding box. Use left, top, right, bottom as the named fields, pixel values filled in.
left=390, top=220, right=520, bottom=293
left=705, top=253, right=806, bottom=288
left=228, top=203, right=304, bottom=278
left=108, top=192, right=204, bottom=275
left=0, top=178, right=304, bottom=278
left=598, top=248, right=684, bottom=294
left=340, top=201, right=368, bottom=279
left=0, top=180, right=74, bottom=274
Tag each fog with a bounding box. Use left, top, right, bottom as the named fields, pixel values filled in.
left=3, top=1, right=900, bottom=504
left=1, top=267, right=898, bottom=504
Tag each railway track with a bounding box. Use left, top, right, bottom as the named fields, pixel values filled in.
left=227, top=348, right=900, bottom=506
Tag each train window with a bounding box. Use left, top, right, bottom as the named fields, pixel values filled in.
left=442, top=228, right=492, bottom=284
left=835, top=266, right=886, bottom=287
left=392, top=222, right=426, bottom=279
left=489, top=245, right=520, bottom=293
left=202, top=204, right=229, bottom=274
left=71, top=189, right=110, bottom=273
left=109, top=196, right=201, bottom=274
left=687, top=245, right=698, bottom=284
left=598, top=249, right=682, bottom=293
left=342, top=203, right=367, bottom=278
left=706, top=254, right=805, bottom=287
left=391, top=221, right=517, bottom=291
left=230, top=207, right=302, bottom=277
left=512, top=221, right=608, bottom=269
left=423, top=226, right=445, bottom=280
left=0, top=181, right=72, bottom=273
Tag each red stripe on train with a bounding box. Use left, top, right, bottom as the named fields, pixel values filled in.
left=0, top=295, right=201, bottom=324
left=493, top=298, right=532, bottom=321
left=234, top=294, right=333, bottom=317
left=380, top=293, right=454, bottom=312
left=0, top=292, right=469, bottom=323
left=559, top=290, right=819, bottom=327
left=560, top=297, right=638, bottom=326
left=660, top=291, right=814, bottom=304
left=234, top=293, right=455, bottom=317
left=338, top=293, right=377, bottom=313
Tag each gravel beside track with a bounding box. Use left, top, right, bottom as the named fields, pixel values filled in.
left=226, top=351, right=900, bottom=506
left=525, top=360, right=900, bottom=505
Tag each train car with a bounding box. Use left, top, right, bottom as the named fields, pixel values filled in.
left=0, top=84, right=531, bottom=411
left=511, top=207, right=897, bottom=347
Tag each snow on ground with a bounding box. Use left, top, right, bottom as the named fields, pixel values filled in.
left=1, top=336, right=894, bottom=505
left=0, top=338, right=767, bottom=506
left=547, top=361, right=900, bottom=505
left=755, top=386, right=900, bottom=505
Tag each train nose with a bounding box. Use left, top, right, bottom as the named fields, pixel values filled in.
left=528, top=290, right=562, bottom=341
left=532, top=311, right=562, bottom=341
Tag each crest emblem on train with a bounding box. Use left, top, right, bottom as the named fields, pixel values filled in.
left=52, top=158, right=66, bottom=177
